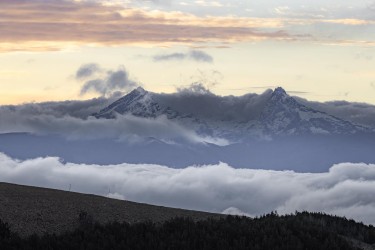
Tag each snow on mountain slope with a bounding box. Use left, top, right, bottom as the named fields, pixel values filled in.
left=94, top=87, right=174, bottom=119
left=94, top=87, right=372, bottom=140
left=94, top=87, right=215, bottom=137
left=258, top=87, right=368, bottom=135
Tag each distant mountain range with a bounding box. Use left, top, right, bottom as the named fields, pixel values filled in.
left=1, top=87, right=375, bottom=172
left=93, top=87, right=372, bottom=142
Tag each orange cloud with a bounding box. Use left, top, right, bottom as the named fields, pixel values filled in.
left=322, top=19, right=374, bottom=26
left=2, top=0, right=372, bottom=52
left=0, top=0, right=296, bottom=52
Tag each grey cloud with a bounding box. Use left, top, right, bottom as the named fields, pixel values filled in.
left=80, top=66, right=138, bottom=97
left=155, top=88, right=273, bottom=122
left=153, top=53, right=186, bottom=61
left=0, top=98, right=111, bottom=119
left=7, top=83, right=274, bottom=127
left=80, top=79, right=105, bottom=95
left=0, top=97, right=225, bottom=144
left=176, top=82, right=213, bottom=95
left=107, top=69, right=137, bottom=91
left=189, top=50, right=213, bottom=63
left=0, top=154, right=374, bottom=225
left=153, top=50, right=213, bottom=63
left=295, top=97, right=375, bottom=128
left=76, top=63, right=101, bottom=80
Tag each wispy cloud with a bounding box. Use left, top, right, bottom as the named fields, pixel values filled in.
left=194, top=0, right=224, bottom=7
left=153, top=53, right=186, bottom=61
left=322, top=19, right=375, bottom=26
left=153, top=50, right=213, bottom=63
left=0, top=0, right=300, bottom=52
left=0, top=0, right=374, bottom=52
left=76, top=63, right=102, bottom=80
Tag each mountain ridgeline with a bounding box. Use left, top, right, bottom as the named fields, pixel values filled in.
left=1, top=87, right=375, bottom=172
left=93, top=87, right=372, bottom=140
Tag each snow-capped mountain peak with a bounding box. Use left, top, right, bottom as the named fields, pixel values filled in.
left=259, top=87, right=366, bottom=135
left=94, top=87, right=371, bottom=139
left=94, top=87, right=182, bottom=119
left=134, top=86, right=147, bottom=95
left=272, top=87, right=287, bottom=97
left=94, top=87, right=162, bottom=118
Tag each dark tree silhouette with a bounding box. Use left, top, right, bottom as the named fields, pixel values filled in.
left=1, top=211, right=374, bottom=250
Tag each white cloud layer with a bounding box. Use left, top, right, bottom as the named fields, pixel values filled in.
left=0, top=110, right=222, bottom=144
left=0, top=152, right=374, bottom=225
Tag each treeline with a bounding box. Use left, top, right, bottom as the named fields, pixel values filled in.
left=1, top=211, right=375, bottom=250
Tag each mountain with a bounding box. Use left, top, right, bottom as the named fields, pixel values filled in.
left=94, top=87, right=371, bottom=140
left=94, top=87, right=213, bottom=138
left=259, top=87, right=367, bottom=135
left=2, top=87, right=373, bottom=172
left=94, top=87, right=171, bottom=119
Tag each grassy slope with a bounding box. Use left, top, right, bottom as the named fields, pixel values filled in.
left=0, top=182, right=221, bottom=237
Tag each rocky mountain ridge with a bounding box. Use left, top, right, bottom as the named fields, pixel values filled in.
left=94, top=87, right=371, bottom=141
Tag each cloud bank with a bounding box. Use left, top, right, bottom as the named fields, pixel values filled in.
left=155, top=87, right=274, bottom=122
left=0, top=98, right=110, bottom=119
left=0, top=109, right=217, bottom=144
left=0, top=153, right=374, bottom=225
left=1, top=86, right=374, bottom=141
left=295, top=97, right=375, bottom=128
left=0, top=89, right=227, bottom=144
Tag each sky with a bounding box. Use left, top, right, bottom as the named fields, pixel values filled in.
left=1, top=0, right=375, bottom=105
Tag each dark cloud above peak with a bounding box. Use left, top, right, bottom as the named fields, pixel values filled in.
left=177, top=82, right=213, bottom=95
left=107, top=69, right=136, bottom=91
left=76, top=63, right=101, bottom=80
left=189, top=50, right=213, bottom=63
left=153, top=50, right=213, bottom=63
left=154, top=86, right=272, bottom=122
left=78, top=65, right=138, bottom=97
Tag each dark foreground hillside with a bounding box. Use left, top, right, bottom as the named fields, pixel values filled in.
left=1, top=183, right=375, bottom=250
left=1, top=212, right=375, bottom=250
left=0, top=182, right=221, bottom=237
